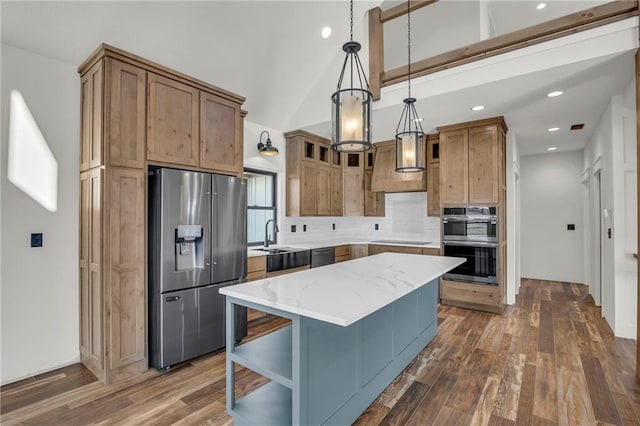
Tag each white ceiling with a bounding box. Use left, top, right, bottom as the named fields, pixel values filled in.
left=1, top=1, right=636, bottom=157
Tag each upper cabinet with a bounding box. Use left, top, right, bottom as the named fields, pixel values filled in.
left=105, top=59, right=146, bottom=169
left=438, top=117, right=507, bottom=205
left=426, top=133, right=440, bottom=217
left=370, top=140, right=427, bottom=193
left=80, top=61, right=103, bottom=171
left=200, top=92, right=242, bottom=176
left=285, top=130, right=329, bottom=216
left=285, top=130, right=383, bottom=217
left=147, top=73, right=200, bottom=167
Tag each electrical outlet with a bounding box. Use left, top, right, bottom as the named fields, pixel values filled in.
left=332, top=224, right=336, bottom=230
left=291, top=225, right=296, bottom=233
left=567, top=224, right=575, bottom=231
left=374, top=224, right=379, bottom=231
left=303, top=224, right=307, bottom=232
left=608, top=228, right=612, bottom=239
left=31, top=233, right=43, bottom=247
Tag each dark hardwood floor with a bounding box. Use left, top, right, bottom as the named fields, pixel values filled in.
left=1, top=279, right=638, bottom=425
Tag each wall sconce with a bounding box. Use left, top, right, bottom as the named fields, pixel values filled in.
left=257, top=131, right=279, bottom=156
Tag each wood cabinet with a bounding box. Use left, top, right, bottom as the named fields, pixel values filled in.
left=364, top=145, right=385, bottom=216
left=343, top=169, right=364, bottom=216
left=335, top=245, right=350, bottom=263
left=316, top=165, right=332, bottom=216
left=350, top=244, right=369, bottom=259
left=285, top=130, right=341, bottom=217
left=247, top=256, right=267, bottom=281
left=105, top=59, right=146, bottom=169
left=438, top=117, right=507, bottom=205
left=422, top=247, right=440, bottom=256
left=80, top=61, right=103, bottom=171
left=440, top=280, right=503, bottom=314
left=79, top=168, right=103, bottom=372
left=437, top=116, right=508, bottom=313
left=426, top=133, right=440, bottom=217
left=266, top=265, right=310, bottom=277
left=331, top=167, right=344, bottom=216
left=147, top=73, right=200, bottom=167
left=364, top=170, right=385, bottom=216
left=370, top=140, right=427, bottom=193
left=368, top=244, right=423, bottom=255
left=200, top=92, right=242, bottom=175
left=79, top=165, right=146, bottom=383
left=78, top=44, right=245, bottom=384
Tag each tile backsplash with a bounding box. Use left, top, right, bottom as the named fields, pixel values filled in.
left=282, top=192, right=440, bottom=245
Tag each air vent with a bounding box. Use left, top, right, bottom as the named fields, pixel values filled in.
left=571, top=124, right=584, bottom=131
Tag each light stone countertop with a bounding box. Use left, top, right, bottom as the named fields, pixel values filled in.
left=221, top=253, right=464, bottom=327
left=247, top=238, right=441, bottom=257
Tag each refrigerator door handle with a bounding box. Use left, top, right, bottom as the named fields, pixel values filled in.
left=165, top=296, right=181, bottom=302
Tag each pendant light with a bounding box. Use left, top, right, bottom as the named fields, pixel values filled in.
left=395, top=0, right=425, bottom=172
left=331, top=0, right=373, bottom=152
left=257, top=130, right=279, bottom=156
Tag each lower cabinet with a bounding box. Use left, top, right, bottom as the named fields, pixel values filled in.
left=247, top=256, right=267, bottom=281
left=246, top=256, right=267, bottom=321
left=350, top=244, right=369, bottom=259
left=368, top=244, right=423, bottom=256
left=80, top=166, right=146, bottom=384
left=266, top=265, right=310, bottom=278
left=440, top=280, right=503, bottom=313
left=335, top=245, right=350, bottom=263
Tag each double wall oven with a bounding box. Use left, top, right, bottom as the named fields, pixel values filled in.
left=442, top=206, right=498, bottom=285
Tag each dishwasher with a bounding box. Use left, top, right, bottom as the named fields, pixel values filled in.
left=310, top=247, right=335, bottom=268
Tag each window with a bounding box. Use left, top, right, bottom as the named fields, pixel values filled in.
left=245, top=168, right=277, bottom=246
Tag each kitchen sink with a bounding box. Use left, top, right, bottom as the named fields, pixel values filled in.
left=256, top=247, right=311, bottom=272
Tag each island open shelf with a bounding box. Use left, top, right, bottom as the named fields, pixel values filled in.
left=221, top=253, right=465, bottom=426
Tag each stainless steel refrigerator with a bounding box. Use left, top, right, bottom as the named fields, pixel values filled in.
left=148, top=167, right=248, bottom=370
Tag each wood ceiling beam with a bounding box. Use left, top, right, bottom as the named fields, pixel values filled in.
left=380, top=0, right=438, bottom=23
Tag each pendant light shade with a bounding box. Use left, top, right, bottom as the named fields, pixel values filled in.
left=331, top=3, right=373, bottom=152
left=395, top=1, right=425, bottom=172
left=395, top=97, right=425, bottom=172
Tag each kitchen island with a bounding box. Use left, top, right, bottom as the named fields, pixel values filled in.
left=220, top=253, right=464, bottom=425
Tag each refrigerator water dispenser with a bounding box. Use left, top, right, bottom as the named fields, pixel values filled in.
left=175, top=224, right=204, bottom=271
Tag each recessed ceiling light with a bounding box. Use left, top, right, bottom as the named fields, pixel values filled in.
left=547, top=147, right=558, bottom=151
left=321, top=27, right=332, bottom=39
left=471, top=105, right=485, bottom=111
left=548, top=127, right=560, bottom=132
left=547, top=90, right=564, bottom=97
left=537, top=3, right=546, bottom=10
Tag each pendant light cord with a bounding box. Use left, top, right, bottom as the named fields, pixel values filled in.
left=407, top=0, right=411, bottom=99
left=350, top=0, right=354, bottom=41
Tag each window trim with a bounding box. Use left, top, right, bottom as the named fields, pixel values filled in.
left=245, top=167, right=278, bottom=247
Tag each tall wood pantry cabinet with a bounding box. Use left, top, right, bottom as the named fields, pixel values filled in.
left=437, top=116, right=507, bottom=313
left=78, top=44, right=245, bottom=383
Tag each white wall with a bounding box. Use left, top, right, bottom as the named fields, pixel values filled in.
left=584, top=80, right=637, bottom=338
left=243, top=120, right=286, bottom=245
left=506, top=131, right=520, bottom=304
left=1, top=44, right=80, bottom=384
left=520, top=150, right=585, bottom=284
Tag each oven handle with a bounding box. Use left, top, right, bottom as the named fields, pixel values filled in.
left=443, top=241, right=499, bottom=248
left=443, top=217, right=497, bottom=223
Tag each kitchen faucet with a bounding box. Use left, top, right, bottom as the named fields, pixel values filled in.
left=264, top=219, right=279, bottom=248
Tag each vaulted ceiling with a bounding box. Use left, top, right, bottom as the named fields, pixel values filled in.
left=2, top=1, right=636, bottom=157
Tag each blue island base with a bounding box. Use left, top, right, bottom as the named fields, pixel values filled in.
left=226, top=279, right=439, bottom=426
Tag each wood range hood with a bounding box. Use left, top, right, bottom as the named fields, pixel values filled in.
left=370, top=139, right=428, bottom=193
